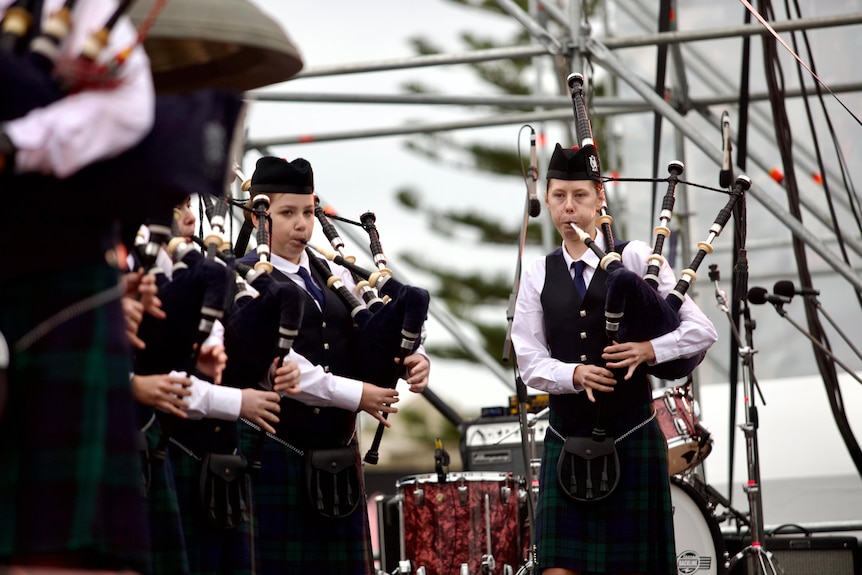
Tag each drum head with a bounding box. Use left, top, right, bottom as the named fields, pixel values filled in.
left=671, top=478, right=726, bottom=575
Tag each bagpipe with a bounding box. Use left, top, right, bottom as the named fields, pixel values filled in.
left=0, top=0, right=245, bottom=224
left=304, top=205, right=430, bottom=464
left=552, top=73, right=747, bottom=503
left=129, top=226, right=233, bottom=471
left=220, top=188, right=304, bottom=399
left=565, top=72, right=748, bottom=381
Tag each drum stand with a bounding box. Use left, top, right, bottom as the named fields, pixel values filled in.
left=713, top=275, right=781, bottom=575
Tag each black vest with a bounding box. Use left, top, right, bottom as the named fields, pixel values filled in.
left=267, top=264, right=359, bottom=449
left=541, top=247, right=652, bottom=437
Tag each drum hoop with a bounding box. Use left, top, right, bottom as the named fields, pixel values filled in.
left=395, top=471, right=515, bottom=488
left=670, top=476, right=728, bottom=562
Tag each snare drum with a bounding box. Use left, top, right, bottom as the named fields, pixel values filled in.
left=671, top=476, right=726, bottom=575
left=396, top=472, right=524, bottom=575
left=653, top=386, right=713, bottom=475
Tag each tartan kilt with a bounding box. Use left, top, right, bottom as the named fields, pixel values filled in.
left=0, top=263, right=151, bottom=573
left=536, top=411, right=676, bottom=575
left=238, top=421, right=375, bottom=575
left=142, top=418, right=190, bottom=575
left=168, top=428, right=254, bottom=575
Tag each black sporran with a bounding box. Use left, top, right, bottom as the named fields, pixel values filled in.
left=557, top=435, right=620, bottom=502
left=199, top=452, right=251, bottom=529
left=304, top=446, right=361, bottom=519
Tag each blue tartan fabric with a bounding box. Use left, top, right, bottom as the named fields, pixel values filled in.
left=0, top=263, right=151, bottom=573
left=239, top=423, right=375, bottom=575
left=535, top=413, right=676, bottom=575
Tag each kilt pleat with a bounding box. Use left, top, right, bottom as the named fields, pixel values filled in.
left=0, top=264, right=151, bottom=573
left=239, top=422, right=375, bottom=575
left=168, top=430, right=254, bottom=575
left=536, top=416, right=676, bottom=575
left=143, top=420, right=191, bottom=575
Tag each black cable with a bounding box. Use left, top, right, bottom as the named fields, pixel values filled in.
left=758, top=0, right=862, bottom=477
left=785, top=0, right=862, bottom=309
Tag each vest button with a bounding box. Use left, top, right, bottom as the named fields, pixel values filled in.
left=579, top=309, right=587, bottom=317
left=580, top=354, right=588, bottom=362
left=323, top=343, right=330, bottom=350
left=579, top=331, right=587, bottom=339
left=321, top=321, right=327, bottom=328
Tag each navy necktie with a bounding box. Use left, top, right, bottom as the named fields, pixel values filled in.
left=572, top=260, right=587, bottom=299
left=297, top=266, right=326, bottom=310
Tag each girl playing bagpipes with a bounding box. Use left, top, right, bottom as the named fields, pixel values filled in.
left=233, top=155, right=429, bottom=575
left=510, top=140, right=718, bottom=575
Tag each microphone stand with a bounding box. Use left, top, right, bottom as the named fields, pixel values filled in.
left=806, top=296, right=862, bottom=363
left=759, top=296, right=862, bottom=387
left=718, top=280, right=779, bottom=575
left=502, top=188, right=538, bottom=575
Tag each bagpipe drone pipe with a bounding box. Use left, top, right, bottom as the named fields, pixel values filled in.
left=0, top=0, right=245, bottom=224
left=305, top=206, right=430, bottom=464
left=219, top=192, right=305, bottom=399
left=132, top=217, right=233, bottom=462
left=566, top=72, right=748, bottom=381
left=133, top=235, right=231, bottom=382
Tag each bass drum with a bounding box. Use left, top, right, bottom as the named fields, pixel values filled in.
left=671, top=477, right=727, bottom=575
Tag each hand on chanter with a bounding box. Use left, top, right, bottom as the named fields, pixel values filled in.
left=572, top=364, right=616, bottom=403
left=602, top=340, right=656, bottom=381
left=123, top=270, right=165, bottom=320
left=270, top=358, right=301, bottom=395
left=121, top=271, right=165, bottom=349
left=122, top=295, right=147, bottom=349
left=397, top=353, right=430, bottom=393
left=196, top=343, right=227, bottom=385
left=359, top=383, right=399, bottom=427
left=131, top=373, right=192, bottom=418
left=240, top=388, right=281, bottom=435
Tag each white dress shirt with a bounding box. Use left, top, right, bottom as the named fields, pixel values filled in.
left=1, top=0, right=155, bottom=177
left=269, top=251, right=366, bottom=411
left=511, top=233, right=717, bottom=396
left=169, top=371, right=241, bottom=422
left=266, top=251, right=429, bottom=412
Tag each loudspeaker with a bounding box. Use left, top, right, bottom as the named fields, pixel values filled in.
left=724, top=534, right=858, bottom=575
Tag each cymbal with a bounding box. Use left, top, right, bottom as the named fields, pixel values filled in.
left=128, top=0, right=304, bottom=93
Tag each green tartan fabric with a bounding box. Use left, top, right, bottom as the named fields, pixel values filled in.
left=536, top=416, right=676, bottom=575
left=168, top=432, right=254, bottom=575
left=143, top=419, right=191, bottom=575
left=0, top=263, right=151, bottom=573
left=239, top=422, right=375, bottom=575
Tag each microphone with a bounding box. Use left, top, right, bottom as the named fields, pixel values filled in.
left=528, top=128, right=540, bottom=217
left=434, top=437, right=450, bottom=483
left=719, top=111, right=733, bottom=189
left=747, top=286, right=791, bottom=306
left=774, top=280, right=820, bottom=298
